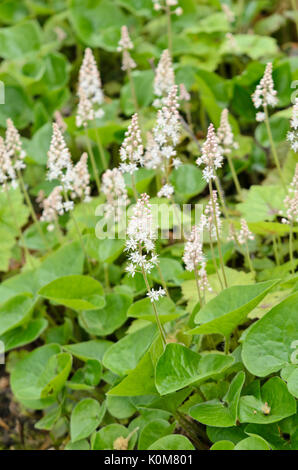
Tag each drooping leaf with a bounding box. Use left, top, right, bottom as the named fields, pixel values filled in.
left=242, top=292, right=298, bottom=376
left=155, top=343, right=234, bottom=395
left=188, top=280, right=278, bottom=338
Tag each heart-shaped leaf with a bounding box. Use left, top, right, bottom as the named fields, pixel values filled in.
left=188, top=280, right=278, bottom=338
left=242, top=292, right=298, bottom=376
left=79, top=293, right=131, bottom=336
left=39, top=275, right=105, bottom=311
left=239, top=377, right=296, bottom=424
left=70, top=398, right=104, bottom=443
left=155, top=343, right=234, bottom=395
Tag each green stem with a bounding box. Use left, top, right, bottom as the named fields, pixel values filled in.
left=226, top=153, right=243, bottom=199
left=289, top=223, right=295, bottom=275
left=127, top=67, right=139, bottom=114
left=209, top=235, right=224, bottom=290
left=156, top=264, right=170, bottom=299
left=272, top=235, right=280, bottom=266
left=209, top=181, right=228, bottom=288
left=165, top=4, right=173, bottom=56
left=214, top=175, right=229, bottom=220
left=17, top=170, right=50, bottom=250
left=84, top=128, right=101, bottom=195
left=264, top=106, right=286, bottom=190
left=194, top=266, right=203, bottom=306
left=244, top=241, right=255, bottom=277
left=140, top=256, right=166, bottom=347
left=94, top=125, right=107, bottom=170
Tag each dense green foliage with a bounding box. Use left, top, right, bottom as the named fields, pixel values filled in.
left=0, top=0, right=298, bottom=451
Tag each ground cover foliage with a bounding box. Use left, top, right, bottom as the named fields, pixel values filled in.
left=0, top=0, right=297, bottom=451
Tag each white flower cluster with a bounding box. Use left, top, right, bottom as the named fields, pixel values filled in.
left=151, top=85, right=181, bottom=171
left=147, top=287, right=166, bottom=302
left=217, top=109, right=238, bottom=155
left=71, top=153, right=91, bottom=202
left=125, top=193, right=158, bottom=277
left=157, top=183, right=174, bottom=199
left=182, top=224, right=212, bottom=293
left=179, top=83, right=190, bottom=102
left=281, top=164, right=298, bottom=225
left=40, top=186, right=64, bottom=231
left=46, top=124, right=91, bottom=224
left=287, top=99, right=298, bottom=153
left=0, top=136, right=17, bottom=189
left=252, top=63, right=278, bottom=119
left=5, top=119, right=26, bottom=171
left=197, top=123, right=223, bottom=183
left=153, top=49, right=175, bottom=108
left=238, top=218, right=255, bottom=245
left=47, top=123, right=74, bottom=189
left=117, top=26, right=136, bottom=72
left=101, top=168, right=129, bottom=221
left=119, top=113, right=144, bottom=174
left=76, top=48, right=104, bottom=128
left=152, top=0, right=183, bottom=16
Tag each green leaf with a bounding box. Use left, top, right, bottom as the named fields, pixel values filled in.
left=91, top=423, right=137, bottom=450
left=0, top=318, right=48, bottom=351
left=182, top=267, right=254, bottom=313
left=155, top=343, right=234, bottom=395
left=138, top=419, right=174, bottom=450
left=234, top=435, right=271, bottom=450
left=120, top=70, right=154, bottom=115
left=63, top=340, right=112, bottom=363
left=39, top=275, right=105, bottom=311
left=79, top=293, right=131, bottom=336
left=211, top=440, right=235, bottom=450
left=239, top=377, right=296, bottom=425
left=187, top=280, right=278, bottom=338
left=10, top=344, right=71, bottom=409
left=0, top=85, right=33, bottom=129
left=65, top=439, right=90, bottom=450
left=242, top=292, right=298, bottom=376
left=281, top=365, right=298, bottom=398
left=127, top=296, right=181, bottom=323
left=189, top=372, right=245, bottom=427
left=0, top=20, right=41, bottom=59
left=0, top=294, right=35, bottom=336
left=70, top=398, right=104, bottom=443
left=68, top=360, right=102, bottom=390
left=108, top=349, right=157, bottom=396
left=35, top=405, right=62, bottom=431
left=69, top=0, right=126, bottom=50
left=103, top=324, right=157, bottom=376
left=0, top=240, right=84, bottom=304
left=237, top=185, right=286, bottom=222
left=106, top=395, right=136, bottom=419
left=148, top=435, right=194, bottom=450
left=149, top=257, right=184, bottom=287
left=170, top=164, right=206, bottom=201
